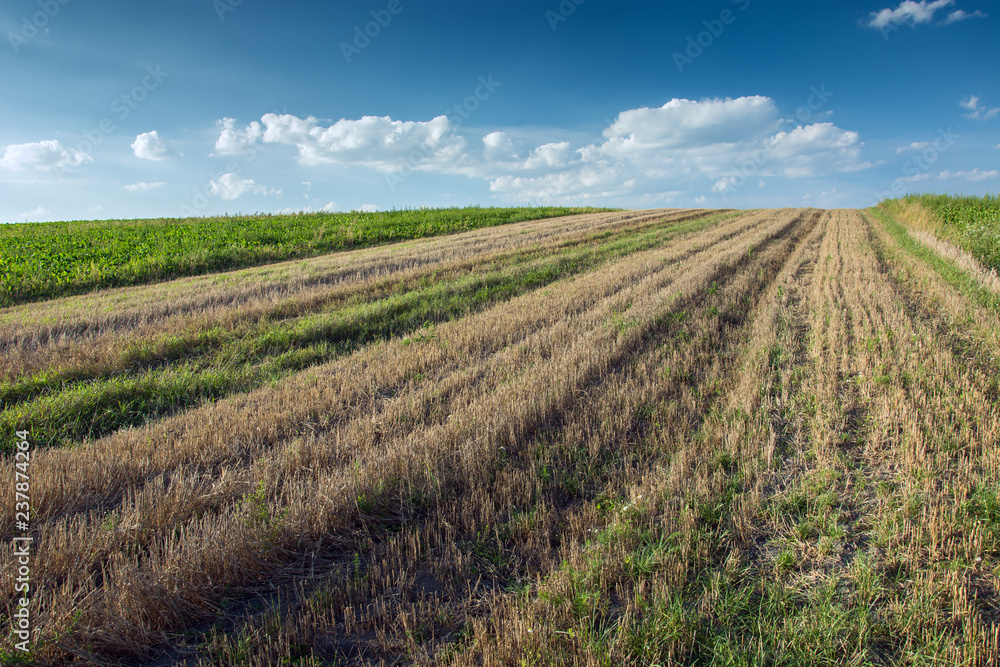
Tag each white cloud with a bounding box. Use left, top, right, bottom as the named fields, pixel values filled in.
left=0, top=140, right=91, bottom=172
left=694, top=195, right=707, bottom=204
left=218, top=113, right=466, bottom=171
left=208, top=173, right=278, bottom=200
left=939, top=168, right=999, bottom=181
left=212, top=96, right=870, bottom=206
left=483, top=131, right=518, bottom=161
left=960, top=96, right=1000, bottom=121
left=866, top=0, right=984, bottom=28
left=601, top=96, right=780, bottom=154
left=713, top=177, right=738, bottom=193
left=897, top=141, right=930, bottom=154
left=941, top=8, right=987, bottom=23
left=277, top=202, right=340, bottom=214
left=489, top=101, right=868, bottom=202
left=489, top=168, right=635, bottom=203
left=131, top=131, right=178, bottom=161
left=894, top=173, right=933, bottom=184
left=214, top=117, right=263, bottom=154
left=486, top=97, right=868, bottom=203
left=355, top=203, right=378, bottom=212
left=763, top=123, right=866, bottom=177
left=523, top=142, right=573, bottom=169
left=124, top=181, right=166, bottom=192
left=19, top=206, right=50, bottom=218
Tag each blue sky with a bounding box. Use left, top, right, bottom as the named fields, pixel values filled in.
left=0, top=0, right=997, bottom=222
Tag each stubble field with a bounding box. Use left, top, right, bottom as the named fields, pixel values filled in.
left=2, top=204, right=999, bottom=666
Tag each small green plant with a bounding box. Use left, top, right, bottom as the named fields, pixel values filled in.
left=776, top=547, right=797, bottom=574
left=237, top=480, right=286, bottom=534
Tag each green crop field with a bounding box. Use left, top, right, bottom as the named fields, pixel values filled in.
left=0, top=206, right=608, bottom=307
left=900, top=193, right=1000, bottom=270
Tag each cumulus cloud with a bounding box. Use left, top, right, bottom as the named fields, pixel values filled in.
left=208, top=173, right=279, bottom=200
left=713, top=177, right=738, bottom=193
left=489, top=167, right=635, bottom=203
left=938, top=168, right=999, bottom=181
left=763, top=123, right=867, bottom=177
left=489, top=99, right=868, bottom=202
left=601, top=96, right=780, bottom=154
left=866, top=0, right=984, bottom=28
left=485, top=96, right=869, bottom=203
left=523, top=142, right=573, bottom=169
left=131, top=131, right=179, bottom=161
left=215, top=113, right=466, bottom=171
left=321, top=201, right=339, bottom=212
left=483, top=131, right=518, bottom=161
left=19, top=206, right=50, bottom=218
left=0, top=140, right=91, bottom=172
left=124, top=181, right=167, bottom=192
left=355, top=203, right=378, bottom=212
left=214, top=117, right=263, bottom=154
left=960, top=96, right=999, bottom=121
left=212, top=96, right=870, bottom=205
left=940, top=7, right=987, bottom=22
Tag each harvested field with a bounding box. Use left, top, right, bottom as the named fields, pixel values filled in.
left=2, top=207, right=999, bottom=665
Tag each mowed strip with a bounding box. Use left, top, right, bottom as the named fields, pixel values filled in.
left=0, top=211, right=727, bottom=450
left=2, top=209, right=800, bottom=662
left=0, top=209, right=686, bottom=358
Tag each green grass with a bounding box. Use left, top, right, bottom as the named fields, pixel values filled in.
left=867, top=206, right=1000, bottom=312
left=0, top=206, right=612, bottom=306
left=897, top=193, right=1000, bottom=271
left=1, top=211, right=732, bottom=450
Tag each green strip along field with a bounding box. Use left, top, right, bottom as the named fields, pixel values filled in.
left=867, top=207, right=1000, bottom=391
left=896, top=194, right=1000, bottom=271
left=870, top=205, right=1000, bottom=313
left=0, top=206, right=610, bottom=306
left=1, top=210, right=735, bottom=451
